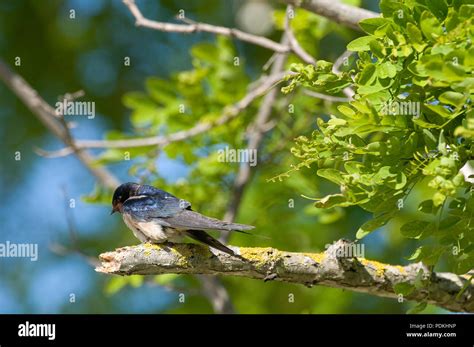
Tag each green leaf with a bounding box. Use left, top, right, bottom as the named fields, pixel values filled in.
left=347, top=36, right=375, bottom=52
left=377, top=62, right=397, bottom=79
left=358, top=64, right=377, bottom=85
left=418, top=200, right=437, bottom=214
left=359, top=18, right=390, bottom=34
left=413, top=118, right=441, bottom=129
left=414, top=269, right=426, bottom=290
left=337, top=105, right=356, bottom=117
left=146, top=77, right=177, bottom=105
left=317, top=169, right=345, bottom=185
left=433, top=191, right=446, bottom=207
left=314, top=194, right=351, bottom=208
left=369, top=40, right=386, bottom=59
left=420, top=11, right=443, bottom=41
left=424, top=0, right=448, bottom=21
left=439, top=216, right=461, bottom=230
left=122, top=92, right=156, bottom=110
left=406, top=23, right=426, bottom=52
left=394, top=282, right=415, bottom=296
left=407, top=247, right=423, bottom=261
left=400, top=220, right=430, bottom=239
left=439, top=91, right=466, bottom=108
left=356, top=212, right=394, bottom=239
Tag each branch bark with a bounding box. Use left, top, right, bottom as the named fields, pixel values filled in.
left=0, top=58, right=120, bottom=190
left=281, top=0, right=378, bottom=31
left=96, top=240, right=474, bottom=313
left=221, top=35, right=289, bottom=240
left=50, top=72, right=289, bottom=152
left=123, top=0, right=289, bottom=53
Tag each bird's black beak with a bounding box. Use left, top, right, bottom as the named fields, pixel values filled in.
left=110, top=209, right=116, bottom=215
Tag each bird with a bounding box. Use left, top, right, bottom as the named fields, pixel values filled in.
left=111, top=182, right=254, bottom=256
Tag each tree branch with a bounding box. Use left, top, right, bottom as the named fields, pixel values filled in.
left=221, top=35, right=289, bottom=240
left=122, top=0, right=289, bottom=53
left=54, top=71, right=289, bottom=151
left=96, top=240, right=474, bottom=313
left=281, top=0, right=378, bottom=31
left=303, top=89, right=350, bottom=102
left=284, top=5, right=316, bottom=65
left=0, top=58, right=120, bottom=190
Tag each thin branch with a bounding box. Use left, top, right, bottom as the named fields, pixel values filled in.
left=332, top=50, right=355, bottom=98
left=198, top=275, right=235, bottom=314
left=49, top=185, right=101, bottom=267
left=333, top=50, right=353, bottom=73
left=34, top=146, right=75, bottom=158
left=122, top=0, right=289, bottom=53
left=55, top=72, right=289, bottom=151
left=210, top=35, right=291, bottom=314
left=0, top=58, right=120, bottom=190
left=96, top=240, right=474, bottom=313
left=210, top=36, right=291, bottom=313
left=303, top=89, right=350, bottom=102
left=281, top=0, right=379, bottom=31
left=284, top=5, right=317, bottom=65
left=221, top=35, right=289, bottom=241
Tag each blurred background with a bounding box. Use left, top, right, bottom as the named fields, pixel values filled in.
left=0, top=0, right=445, bottom=313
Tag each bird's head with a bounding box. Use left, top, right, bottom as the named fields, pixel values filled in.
left=111, top=182, right=140, bottom=214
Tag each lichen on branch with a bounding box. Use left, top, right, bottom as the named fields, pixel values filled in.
left=96, top=239, right=474, bottom=313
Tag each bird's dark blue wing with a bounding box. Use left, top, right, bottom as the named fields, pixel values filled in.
left=136, top=184, right=179, bottom=199
left=122, top=194, right=191, bottom=220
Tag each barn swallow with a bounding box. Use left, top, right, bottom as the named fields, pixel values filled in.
left=111, top=182, right=254, bottom=256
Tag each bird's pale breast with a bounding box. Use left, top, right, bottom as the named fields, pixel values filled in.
left=122, top=213, right=183, bottom=243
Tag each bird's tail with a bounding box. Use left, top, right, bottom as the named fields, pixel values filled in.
left=224, top=222, right=254, bottom=233
left=166, top=209, right=255, bottom=234
left=184, top=229, right=237, bottom=256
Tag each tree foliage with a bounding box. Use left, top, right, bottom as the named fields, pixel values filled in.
left=279, top=0, right=474, bottom=274
left=79, top=0, right=473, bottom=313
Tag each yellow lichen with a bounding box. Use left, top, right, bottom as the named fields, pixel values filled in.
left=239, top=247, right=280, bottom=267
left=302, top=252, right=325, bottom=264
left=142, top=243, right=163, bottom=251
left=358, top=258, right=387, bottom=277
left=394, top=265, right=406, bottom=274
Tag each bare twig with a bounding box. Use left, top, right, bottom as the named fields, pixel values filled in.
left=53, top=72, right=290, bottom=151
left=333, top=50, right=353, bottom=73
left=122, top=0, right=289, bottom=53
left=96, top=240, right=474, bottom=313
left=208, top=34, right=291, bottom=314
left=281, top=0, right=379, bottom=31
left=198, top=275, right=235, bottom=314
left=284, top=5, right=316, bottom=65
left=303, top=89, right=350, bottom=102
left=332, top=50, right=355, bottom=98
left=221, top=35, right=289, bottom=241
left=34, top=146, right=75, bottom=158
left=49, top=186, right=101, bottom=267
left=0, top=58, right=120, bottom=189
